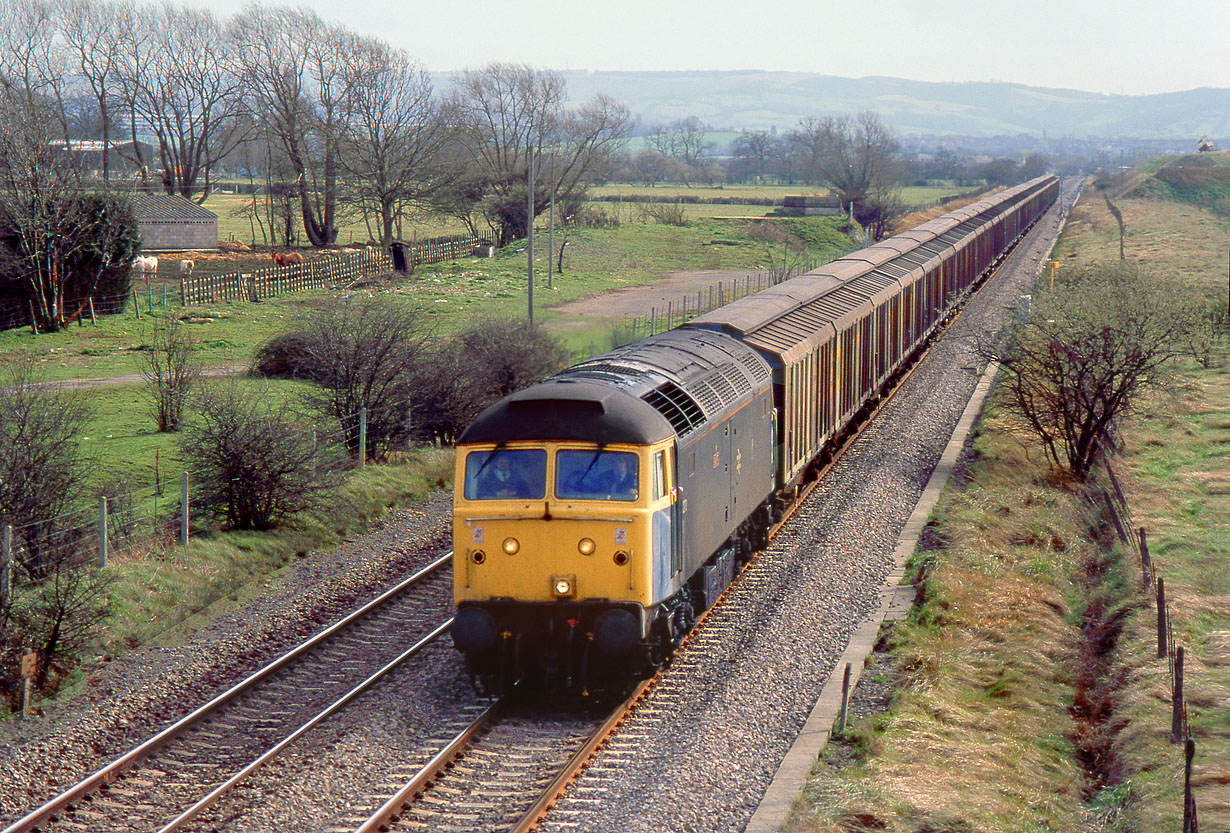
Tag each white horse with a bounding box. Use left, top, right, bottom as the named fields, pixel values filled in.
left=134, top=255, right=158, bottom=275
left=179, top=259, right=195, bottom=276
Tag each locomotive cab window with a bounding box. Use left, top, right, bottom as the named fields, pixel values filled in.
left=464, top=449, right=547, bottom=500
left=556, top=449, right=639, bottom=501
left=652, top=451, right=667, bottom=500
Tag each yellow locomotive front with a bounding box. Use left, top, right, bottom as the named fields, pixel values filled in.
left=449, top=376, right=684, bottom=694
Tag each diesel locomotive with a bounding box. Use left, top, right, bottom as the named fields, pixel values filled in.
left=451, top=175, right=1059, bottom=694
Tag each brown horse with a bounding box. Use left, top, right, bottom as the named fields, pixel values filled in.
left=271, top=251, right=304, bottom=266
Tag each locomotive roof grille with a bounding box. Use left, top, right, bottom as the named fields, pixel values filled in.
left=739, top=351, right=771, bottom=383
left=643, top=381, right=705, bottom=436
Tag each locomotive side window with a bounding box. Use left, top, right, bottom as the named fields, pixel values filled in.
left=464, top=449, right=547, bottom=500
left=652, top=451, right=667, bottom=500
left=556, top=450, right=639, bottom=501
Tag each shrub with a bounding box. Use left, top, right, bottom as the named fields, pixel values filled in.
left=0, top=360, right=92, bottom=575
left=181, top=381, right=344, bottom=530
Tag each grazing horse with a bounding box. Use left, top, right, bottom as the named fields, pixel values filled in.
left=134, top=255, right=158, bottom=275
left=272, top=251, right=304, bottom=267
left=179, top=259, right=195, bottom=276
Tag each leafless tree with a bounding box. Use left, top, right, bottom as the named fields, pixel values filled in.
left=287, top=297, right=433, bottom=460
left=117, top=3, right=245, bottom=200
left=8, top=547, right=111, bottom=689
left=730, top=130, right=783, bottom=183
left=55, top=0, right=128, bottom=182
left=0, top=78, right=140, bottom=331
left=339, top=37, right=451, bottom=247
left=0, top=359, right=92, bottom=575
left=980, top=263, right=1205, bottom=481
left=0, top=0, right=69, bottom=135
left=138, top=315, right=201, bottom=432
left=235, top=6, right=357, bottom=246
left=788, top=112, right=904, bottom=239
left=444, top=63, right=630, bottom=245
left=182, top=380, right=343, bottom=531
left=412, top=319, right=565, bottom=445
left=647, top=116, right=712, bottom=169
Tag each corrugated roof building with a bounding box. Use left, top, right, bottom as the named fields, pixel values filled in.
left=130, top=193, right=217, bottom=251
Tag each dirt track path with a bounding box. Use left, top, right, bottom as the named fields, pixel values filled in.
left=550, top=268, right=765, bottom=322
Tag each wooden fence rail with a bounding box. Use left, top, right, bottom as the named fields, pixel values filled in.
left=179, top=235, right=493, bottom=305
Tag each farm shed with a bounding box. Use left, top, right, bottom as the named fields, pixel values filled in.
left=130, top=193, right=217, bottom=251
left=780, top=195, right=842, bottom=216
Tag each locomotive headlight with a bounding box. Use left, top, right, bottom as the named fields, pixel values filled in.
left=502, top=537, right=520, bottom=555
left=552, top=575, right=575, bottom=597
left=577, top=537, right=596, bottom=556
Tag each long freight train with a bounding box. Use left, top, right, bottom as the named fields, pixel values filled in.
left=451, top=175, right=1059, bottom=694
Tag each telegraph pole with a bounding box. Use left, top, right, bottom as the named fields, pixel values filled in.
left=548, top=155, right=556, bottom=290
left=527, top=156, right=534, bottom=327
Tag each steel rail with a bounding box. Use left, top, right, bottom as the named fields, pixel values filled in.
left=351, top=698, right=505, bottom=833
left=2, top=551, right=453, bottom=833
left=157, top=618, right=453, bottom=833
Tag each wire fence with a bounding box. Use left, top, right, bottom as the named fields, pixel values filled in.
left=1099, top=454, right=1201, bottom=832
left=627, top=245, right=860, bottom=339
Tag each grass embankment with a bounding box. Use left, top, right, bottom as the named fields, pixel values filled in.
left=43, top=447, right=454, bottom=707
left=786, top=180, right=1229, bottom=831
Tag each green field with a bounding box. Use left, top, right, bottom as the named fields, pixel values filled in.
left=0, top=216, right=856, bottom=384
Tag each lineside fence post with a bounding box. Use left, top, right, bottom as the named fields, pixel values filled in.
left=359, top=407, right=368, bottom=469
left=1157, top=577, right=1167, bottom=658
left=98, top=496, right=108, bottom=569
left=1171, top=646, right=1185, bottom=743
left=181, top=472, right=190, bottom=545
left=838, top=662, right=852, bottom=736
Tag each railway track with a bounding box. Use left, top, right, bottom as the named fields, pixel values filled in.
left=317, top=216, right=1041, bottom=833
left=350, top=194, right=1066, bottom=833
left=2, top=553, right=455, bottom=833
left=4, top=186, right=1073, bottom=833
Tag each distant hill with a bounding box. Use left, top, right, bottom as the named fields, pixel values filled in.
left=545, top=71, right=1230, bottom=139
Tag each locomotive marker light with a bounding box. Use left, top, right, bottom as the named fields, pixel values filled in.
left=502, top=537, right=520, bottom=555
left=471, top=550, right=486, bottom=564
left=552, top=575, right=575, bottom=597
left=578, top=538, right=596, bottom=556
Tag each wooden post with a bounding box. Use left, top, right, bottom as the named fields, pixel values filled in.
left=1139, top=527, right=1151, bottom=588
left=1157, top=577, right=1167, bottom=658
left=1184, top=738, right=1196, bottom=833
left=88, top=297, right=96, bottom=326
left=180, top=472, right=189, bottom=545
left=28, top=300, right=38, bottom=334
left=21, top=648, right=35, bottom=717
left=358, top=407, right=367, bottom=468
left=650, top=307, right=656, bottom=335
left=1172, top=646, right=1185, bottom=743
left=667, top=300, right=672, bottom=330
left=1104, top=492, right=1127, bottom=542
left=98, top=495, right=108, bottom=568
left=838, top=661, right=852, bottom=736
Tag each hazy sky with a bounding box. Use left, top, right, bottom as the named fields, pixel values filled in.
left=202, top=0, right=1229, bottom=96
